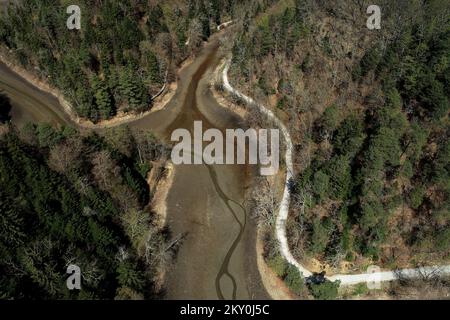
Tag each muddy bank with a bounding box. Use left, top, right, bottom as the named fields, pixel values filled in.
left=147, top=161, right=175, bottom=228
left=0, top=61, right=76, bottom=128
left=0, top=51, right=179, bottom=129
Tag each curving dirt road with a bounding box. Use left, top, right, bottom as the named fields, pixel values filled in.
left=0, top=35, right=269, bottom=299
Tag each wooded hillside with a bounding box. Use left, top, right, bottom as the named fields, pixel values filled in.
left=0, top=0, right=239, bottom=122
left=0, top=122, right=170, bottom=299
left=231, top=0, right=449, bottom=273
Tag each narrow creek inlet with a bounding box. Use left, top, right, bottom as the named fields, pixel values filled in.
left=0, top=35, right=269, bottom=300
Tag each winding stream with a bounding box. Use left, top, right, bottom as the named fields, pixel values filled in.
left=206, top=164, right=247, bottom=300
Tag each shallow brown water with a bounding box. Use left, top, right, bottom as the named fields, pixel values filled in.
left=0, top=62, right=75, bottom=127
left=0, top=36, right=269, bottom=300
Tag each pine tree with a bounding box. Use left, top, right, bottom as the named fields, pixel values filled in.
left=284, top=264, right=305, bottom=295
left=309, top=280, right=340, bottom=300
left=92, top=75, right=114, bottom=120
left=117, top=261, right=145, bottom=291
left=147, top=51, right=161, bottom=84
left=187, top=0, right=196, bottom=20
left=0, top=193, right=26, bottom=247
left=119, top=67, right=149, bottom=112
left=211, top=0, right=221, bottom=26
left=198, top=1, right=211, bottom=40
left=258, top=16, right=273, bottom=57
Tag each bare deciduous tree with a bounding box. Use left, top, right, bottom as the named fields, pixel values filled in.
left=250, top=178, right=280, bottom=227
left=48, top=138, right=83, bottom=174
left=91, top=150, right=122, bottom=192
left=121, top=209, right=151, bottom=253
left=134, top=130, right=170, bottom=164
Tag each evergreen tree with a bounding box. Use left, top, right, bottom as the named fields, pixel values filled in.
left=147, top=51, right=161, bottom=84
left=92, top=75, right=114, bottom=120
left=309, top=280, right=340, bottom=300
left=284, top=264, right=305, bottom=295
left=119, top=67, right=149, bottom=112
left=198, top=1, right=211, bottom=40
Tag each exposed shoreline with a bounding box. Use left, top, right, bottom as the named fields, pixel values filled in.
left=211, top=58, right=290, bottom=299
left=256, top=229, right=296, bottom=300
left=0, top=49, right=181, bottom=129
left=148, top=162, right=175, bottom=228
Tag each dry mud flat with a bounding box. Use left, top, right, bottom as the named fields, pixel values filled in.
left=155, top=38, right=268, bottom=300
left=0, top=34, right=268, bottom=299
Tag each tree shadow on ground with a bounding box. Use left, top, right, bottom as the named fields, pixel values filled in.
left=0, top=91, right=12, bottom=123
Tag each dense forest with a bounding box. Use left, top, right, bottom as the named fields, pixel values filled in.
left=0, top=119, right=170, bottom=299
left=0, top=0, right=239, bottom=122
left=230, top=0, right=449, bottom=280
